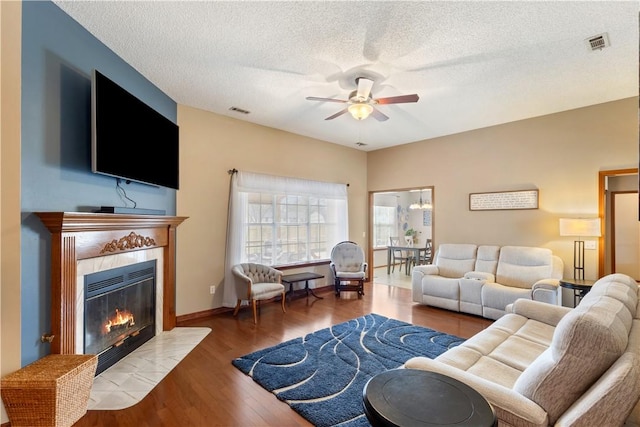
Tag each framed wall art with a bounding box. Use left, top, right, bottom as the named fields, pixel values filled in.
left=423, top=209, right=432, bottom=226
left=469, top=189, right=539, bottom=211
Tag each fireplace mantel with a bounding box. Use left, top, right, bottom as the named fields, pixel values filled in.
left=36, top=212, right=187, bottom=354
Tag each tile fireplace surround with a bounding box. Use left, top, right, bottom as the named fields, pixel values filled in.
left=36, top=212, right=187, bottom=355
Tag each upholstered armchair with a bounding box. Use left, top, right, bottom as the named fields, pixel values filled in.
left=329, top=241, right=367, bottom=297
left=231, top=263, right=286, bottom=324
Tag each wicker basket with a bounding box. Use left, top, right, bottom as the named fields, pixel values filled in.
left=1, top=354, right=97, bottom=427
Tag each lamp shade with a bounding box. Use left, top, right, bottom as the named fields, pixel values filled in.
left=559, top=218, right=601, bottom=237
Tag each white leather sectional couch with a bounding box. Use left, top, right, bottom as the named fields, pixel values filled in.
left=412, top=244, right=563, bottom=320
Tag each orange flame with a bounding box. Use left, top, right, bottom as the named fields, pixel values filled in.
left=103, top=308, right=135, bottom=334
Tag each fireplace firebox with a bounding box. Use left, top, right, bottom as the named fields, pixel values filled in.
left=85, top=260, right=156, bottom=375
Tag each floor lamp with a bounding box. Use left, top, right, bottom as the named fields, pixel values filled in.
left=559, top=218, right=602, bottom=280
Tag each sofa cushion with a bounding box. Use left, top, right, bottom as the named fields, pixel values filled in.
left=436, top=313, right=554, bottom=389
left=475, top=245, right=500, bottom=275
left=434, top=243, right=477, bottom=278
left=495, top=246, right=554, bottom=289
left=513, top=295, right=631, bottom=424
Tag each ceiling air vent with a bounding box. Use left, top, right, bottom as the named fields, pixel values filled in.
left=585, top=33, right=610, bottom=51
left=229, top=106, right=250, bottom=114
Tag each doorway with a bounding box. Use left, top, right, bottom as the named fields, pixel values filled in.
left=611, top=191, right=639, bottom=280
left=368, top=187, right=435, bottom=280
left=598, top=168, right=639, bottom=278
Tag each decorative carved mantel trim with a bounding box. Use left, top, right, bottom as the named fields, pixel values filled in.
left=36, top=212, right=188, bottom=355
left=100, top=231, right=157, bottom=254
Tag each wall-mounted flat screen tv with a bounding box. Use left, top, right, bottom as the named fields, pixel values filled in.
left=91, top=69, right=179, bottom=190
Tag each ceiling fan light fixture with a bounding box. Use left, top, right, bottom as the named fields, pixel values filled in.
left=348, top=103, right=373, bottom=120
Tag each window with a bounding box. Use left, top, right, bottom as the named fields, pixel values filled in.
left=373, top=205, right=397, bottom=248
left=230, top=171, right=348, bottom=267
left=244, top=194, right=337, bottom=264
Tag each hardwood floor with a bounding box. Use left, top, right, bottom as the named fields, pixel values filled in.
left=74, top=281, right=493, bottom=427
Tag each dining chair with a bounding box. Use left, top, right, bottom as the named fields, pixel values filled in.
left=389, top=237, right=411, bottom=274
left=412, top=239, right=433, bottom=269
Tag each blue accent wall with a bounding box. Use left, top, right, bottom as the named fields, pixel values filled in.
left=21, top=1, right=177, bottom=365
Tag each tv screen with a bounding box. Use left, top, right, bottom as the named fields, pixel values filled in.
left=92, top=69, right=179, bottom=189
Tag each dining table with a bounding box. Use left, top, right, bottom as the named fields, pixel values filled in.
left=386, top=245, right=429, bottom=276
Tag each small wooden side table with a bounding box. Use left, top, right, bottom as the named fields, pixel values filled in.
left=559, top=278, right=596, bottom=307
left=282, top=272, right=324, bottom=301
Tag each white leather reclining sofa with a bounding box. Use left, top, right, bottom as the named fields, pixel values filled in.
left=412, top=244, right=563, bottom=320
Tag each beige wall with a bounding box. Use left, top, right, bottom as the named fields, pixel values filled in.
left=175, top=105, right=368, bottom=315
left=176, top=99, right=637, bottom=316
left=368, top=98, right=638, bottom=281
left=1, top=1, right=22, bottom=423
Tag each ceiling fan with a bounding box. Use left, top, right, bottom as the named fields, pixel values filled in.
left=305, top=77, right=419, bottom=121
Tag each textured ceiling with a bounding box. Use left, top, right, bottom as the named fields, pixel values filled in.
left=53, top=1, right=639, bottom=151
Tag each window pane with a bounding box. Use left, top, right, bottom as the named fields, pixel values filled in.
left=373, top=206, right=396, bottom=248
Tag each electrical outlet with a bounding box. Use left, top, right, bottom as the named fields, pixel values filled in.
left=209, top=285, right=216, bottom=294
left=584, top=240, right=597, bottom=250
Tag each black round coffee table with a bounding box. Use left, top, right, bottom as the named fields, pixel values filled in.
left=363, top=368, right=496, bottom=427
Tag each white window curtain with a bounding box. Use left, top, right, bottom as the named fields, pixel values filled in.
left=223, top=170, right=348, bottom=308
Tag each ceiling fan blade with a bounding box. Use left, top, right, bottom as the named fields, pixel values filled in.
left=325, top=108, right=349, bottom=120
left=370, top=107, right=389, bottom=122
left=306, top=96, right=347, bottom=103
left=375, top=94, right=419, bottom=105
left=356, top=78, right=374, bottom=100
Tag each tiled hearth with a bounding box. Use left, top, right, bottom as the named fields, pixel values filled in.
left=88, top=326, right=210, bottom=410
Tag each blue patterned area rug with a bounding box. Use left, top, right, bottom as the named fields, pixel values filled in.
left=232, top=313, right=465, bottom=427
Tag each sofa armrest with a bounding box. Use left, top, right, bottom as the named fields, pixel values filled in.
left=404, top=358, right=548, bottom=427
left=464, top=271, right=495, bottom=282
left=508, top=298, right=572, bottom=327
left=412, top=264, right=439, bottom=276
left=531, top=278, right=560, bottom=304
left=532, top=278, right=559, bottom=292
left=411, top=265, right=440, bottom=303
